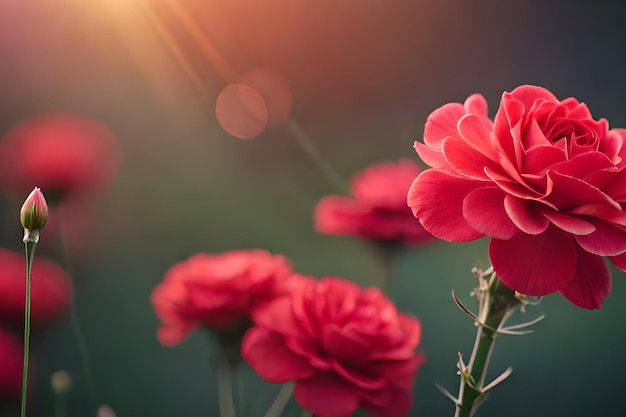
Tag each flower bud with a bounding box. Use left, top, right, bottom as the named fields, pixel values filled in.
left=20, top=187, right=48, bottom=243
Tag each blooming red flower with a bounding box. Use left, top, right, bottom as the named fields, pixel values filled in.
left=0, top=326, right=23, bottom=398
left=151, top=250, right=298, bottom=346
left=0, top=249, right=72, bottom=325
left=243, top=277, right=424, bottom=417
left=0, top=113, right=121, bottom=202
left=408, top=84, right=626, bottom=309
left=315, top=160, right=434, bottom=245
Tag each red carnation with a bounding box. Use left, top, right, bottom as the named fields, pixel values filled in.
left=243, top=277, right=424, bottom=417
left=0, top=113, right=121, bottom=202
left=0, top=249, right=72, bottom=325
left=315, top=160, right=434, bottom=245
left=0, top=326, right=23, bottom=398
left=409, top=84, right=626, bottom=309
left=151, top=250, right=299, bottom=347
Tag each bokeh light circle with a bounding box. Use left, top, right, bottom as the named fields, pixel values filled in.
left=240, top=68, right=293, bottom=126
left=215, top=83, right=268, bottom=140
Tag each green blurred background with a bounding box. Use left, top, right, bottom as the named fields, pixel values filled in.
left=1, top=0, right=626, bottom=416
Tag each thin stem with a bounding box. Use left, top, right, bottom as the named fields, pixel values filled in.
left=217, top=355, right=236, bottom=417
left=57, top=205, right=99, bottom=407
left=286, top=119, right=347, bottom=192
left=54, top=391, right=68, bottom=417
left=372, top=243, right=400, bottom=294
left=20, top=240, right=36, bottom=417
left=264, top=383, right=294, bottom=417
left=454, top=274, right=519, bottom=417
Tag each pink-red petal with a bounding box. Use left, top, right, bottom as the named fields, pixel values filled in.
left=508, top=85, right=558, bottom=110
left=442, top=136, right=492, bottom=179
left=574, top=221, right=626, bottom=256
left=543, top=211, right=596, bottom=235
left=559, top=246, right=611, bottom=309
left=242, top=327, right=315, bottom=383
left=413, top=141, right=449, bottom=170
left=504, top=195, right=550, bottom=235
left=423, top=102, right=465, bottom=147
left=408, top=170, right=483, bottom=242
left=489, top=226, right=577, bottom=296
left=294, top=374, right=360, bottom=417
left=462, top=187, right=518, bottom=239
left=609, top=252, right=626, bottom=271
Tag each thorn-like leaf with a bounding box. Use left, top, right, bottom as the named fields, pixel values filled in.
left=451, top=290, right=479, bottom=322
left=457, top=351, right=467, bottom=373
left=496, top=328, right=535, bottom=336
left=435, top=383, right=460, bottom=405
left=482, top=367, right=513, bottom=392
left=501, top=314, right=546, bottom=331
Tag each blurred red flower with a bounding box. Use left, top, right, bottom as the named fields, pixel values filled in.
left=314, top=160, right=434, bottom=245
left=409, top=84, right=626, bottom=309
left=0, top=326, right=22, bottom=398
left=151, top=250, right=299, bottom=347
left=243, top=277, right=424, bottom=417
left=0, top=113, right=121, bottom=202
left=0, top=249, right=72, bottom=326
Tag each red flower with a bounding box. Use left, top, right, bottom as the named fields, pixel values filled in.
left=0, top=113, right=121, bottom=202
left=0, top=326, right=23, bottom=398
left=0, top=249, right=72, bottom=325
left=315, top=160, right=434, bottom=245
left=243, top=277, right=424, bottom=417
left=151, top=250, right=297, bottom=346
left=408, top=84, right=626, bottom=308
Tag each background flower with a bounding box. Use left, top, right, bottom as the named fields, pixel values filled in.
left=0, top=248, right=72, bottom=326
left=409, top=85, right=626, bottom=308
left=243, top=277, right=424, bottom=417
left=151, top=250, right=297, bottom=346
left=0, top=326, right=23, bottom=398
left=315, top=160, right=434, bottom=245
left=0, top=113, right=122, bottom=203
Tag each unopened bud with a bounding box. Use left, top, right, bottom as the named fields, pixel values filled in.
left=97, top=405, right=116, bottom=417
left=20, top=187, right=48, bottom=243
left=51, top=370, right=72, bottom=394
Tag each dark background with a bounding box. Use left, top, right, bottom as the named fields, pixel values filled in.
left=0, top=0, right=625, bottom=416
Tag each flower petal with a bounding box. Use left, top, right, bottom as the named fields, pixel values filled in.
left=546, top=171, right=621, bottom=211
left=457, top=114, right=497, bottom=159
left=408, top=170, right=483, bottom=242
left=508, top=84, right=558, bottom=110
left=543, top=211, right=596, bottom=235
left=442, top=136, right=493, bottom=179
left=414, top=141, right=448, bottom=170
left=462, top=187, right=518, bottom=239
left=423, top=102, right=465, bottom=147
left=574, top=221, right=626, bottom=256
left=504, top=195, right=550, bottom=235
left=489, top=226, right=577, bottom=296
left=609, top=252, right=626, bottom=271
left=464, top=93, right=489, bottom=117
left=242, top=327, right=315, bottom=383
left=294, top=374, right=360, bottom=417
left=559, top=246, right=611, bottom=309
left=363, top=385, right=415, bottom=417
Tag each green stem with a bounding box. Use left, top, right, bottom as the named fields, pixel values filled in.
left=454, top=274, right=518, bottom=417
left=58, top=205, right=99, bottom=407
left=264, top=383, right=294, bottom=417
left=217, top=354, right=236, bottom=417
left=21, top=240, right=36, bottom=417
left=286, top=119, right=346, bottom=192
left=54, top=391, right=68, bottom=417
